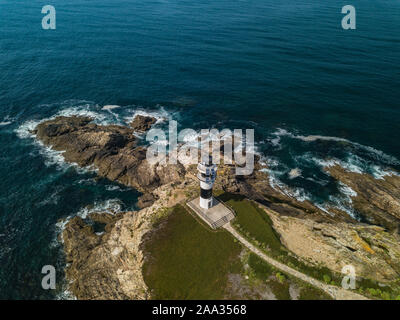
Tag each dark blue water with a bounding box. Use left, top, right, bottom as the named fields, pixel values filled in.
left=0, top=0, right=399, bottom=298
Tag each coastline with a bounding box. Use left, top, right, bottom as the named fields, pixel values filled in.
left=30, top=114, right=400, bottom=300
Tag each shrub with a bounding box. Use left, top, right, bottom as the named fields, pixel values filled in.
left=323, top=275, right=331, bottom=284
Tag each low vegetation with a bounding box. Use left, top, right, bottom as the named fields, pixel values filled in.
left=245, top=252, right=331, bottom=300
left=218, top=192, right=400, bottom=300
left=142, top=202, right=334, bottom=300
left=142, top=205, right=242, bottom=299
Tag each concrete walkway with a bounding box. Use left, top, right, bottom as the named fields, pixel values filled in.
left=223, top=223, right=368, bottom=300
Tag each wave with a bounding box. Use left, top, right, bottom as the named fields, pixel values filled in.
left=101, top=105, right=120, bottom=110
left=307, top=152, right=399, bottom=180
left=76, top=198, right=123, bottom=219
left=288, top=168, right=302, bottom=179
left=0, top=115, right=15, bottom=126
left=36, top=188, right=61, bottom=207
left=105, top=184, right=129, bottom=192
left=124, top=105, right=172, bottom=126
left=54, top=198, right=123, bottom=246
left=56, top=289, right=76, bottom=300
left=14, top=102, right=176, bottom=172
left=56, top=105, right=110, bottom=125
left=260, top=167, right=311, bottom=202
left=271, top=128, right=400, bottom=166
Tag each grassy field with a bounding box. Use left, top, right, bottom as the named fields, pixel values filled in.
left=142, top=205, right=243, bottom=299
left=218, top=193, right=282, bottom=253
left=246, top=252, right=331, bottom=300
left=218, top=193, right=342, bottom=286
left=142, top=201, right=333, bottom=300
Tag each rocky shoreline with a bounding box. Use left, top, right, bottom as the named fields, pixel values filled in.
left=33, top=115, right=400, bottom=299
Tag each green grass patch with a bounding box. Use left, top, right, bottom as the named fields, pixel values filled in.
left=142, top=205, right=242, bottom=299
left=218, top=193, right=342, bottom=286
left=219, top=193, right=282, bottom=253
left=246, top=252, right=330, bottom=300
left=298, top=285, right=332, bottom=300
left=247, top=252, right=274, bottom=281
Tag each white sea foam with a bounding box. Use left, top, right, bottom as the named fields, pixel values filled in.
left=329, top=194, right=358, bottom=220
left=102, top=105, right=120, bottom=110
left=37, top=189, right=61, bottom=207
left=15, top=119, right=42, bottom=139
left=338, top=182, right=357, bottom=199
left=53, top=198, right=123, bottom=246
left=105, top=184, right=128, bottom=192
left=272, top=128, right=400, bottom=166
left=313, top=182, right=358, bottom=220
left=262, top=167, right=311, bottom=202
left=0, top=115, right=15, bottom=126
left=315, top=204, right=334, bottom=216
left=56, top=289, right=76, bottom=300
left=76, top=199, right=123, bottom=219
left=307, top=152, right=399, bottom=180
left=14, top=103, right=124, bottom=172
left=57, top=105, right=109, bottom=125
left=288, top=168, right=302, bottom=179
left=124, top=106, right=171, bottom=126
left=15, top=119, right=81, bottom=172
left=53, top=217, right=72, bottom=245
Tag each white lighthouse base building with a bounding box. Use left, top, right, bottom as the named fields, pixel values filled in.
left=187, top=197, right=235, bottom=229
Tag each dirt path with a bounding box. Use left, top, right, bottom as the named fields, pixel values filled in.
left=223, top=223, right=368, bottom=300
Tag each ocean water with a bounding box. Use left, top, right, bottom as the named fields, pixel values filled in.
left=0, top=0, right=399, bottom=299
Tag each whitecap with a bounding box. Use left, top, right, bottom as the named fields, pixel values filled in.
left=262, top=168, right=311, bottom=202
left=105, top=185, right=127, bottom=192
left=56, top=289, right=76, bottom=300
left=57, top=105, right=109, bottom=125
left=53, top=198, right=123, bottom=246
left=76, top=198, right=123, bottom=219
left=272, top=128, right=400, bottom=166
left=288, top=168, right=302, bottom=179
left=15, top=119, right=42, bottom=139
left=102, top=105, right=120, bottom=110
left=0, top=115, right=15, bottom=126
left=338, top=182, right=357, bottom=199
left=124, top=106, right=171, bottom=126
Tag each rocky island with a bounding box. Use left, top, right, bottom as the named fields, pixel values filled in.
left=33, top=115, right=400, bottom=300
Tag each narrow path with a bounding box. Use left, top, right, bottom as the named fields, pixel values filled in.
left=223, top=223, right=368, bottom=300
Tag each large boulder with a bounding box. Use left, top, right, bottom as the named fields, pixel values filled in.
left=129, top=115, right=157, bottom=132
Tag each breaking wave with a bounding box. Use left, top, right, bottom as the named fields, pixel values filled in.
left=271, top=128, right=400, bottom=166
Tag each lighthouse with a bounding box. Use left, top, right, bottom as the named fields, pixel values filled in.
left=197, top=155, right=217, bottom=209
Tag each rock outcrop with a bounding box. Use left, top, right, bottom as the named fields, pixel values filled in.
left=33, top=116, right=400, bottom=298
left=327, top=165, right=400, bottom=231
left=62, top=210, right=150, bottom=299
left=265, top=205, right=400, bottom=282
left=34, top=116, right=185, bottom=198
left=61, top=180, right=193, bottom=299
left=129, top=115, right=157, bottom=132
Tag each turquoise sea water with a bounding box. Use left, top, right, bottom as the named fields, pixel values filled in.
left=0, top=0, right=399, bottom=298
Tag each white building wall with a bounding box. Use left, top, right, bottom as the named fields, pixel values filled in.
left=200, top=196, right=213, bottom=209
